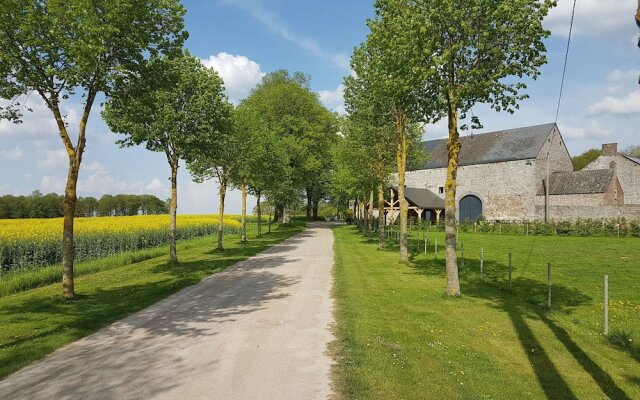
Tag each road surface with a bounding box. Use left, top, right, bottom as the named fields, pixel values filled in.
left=0, top=222, right=336, bottom=400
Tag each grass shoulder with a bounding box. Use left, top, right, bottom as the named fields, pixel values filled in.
left=331, top=225, right=640, bottom=400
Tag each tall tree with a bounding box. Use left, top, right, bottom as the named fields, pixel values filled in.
left=371, top=0, right=554, bottom=295
left=0, top=0, right=186, bottom=297
left=343, top=75, right=397, bottom=248
left=103, top=52, right=231, bottom=263
left=238, top=70, right=337, bottom=222
left=233, top=102, right=290, bottom=238
left=349, top=27, right=426, bottom=262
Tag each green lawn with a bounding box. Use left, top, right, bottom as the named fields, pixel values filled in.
left=332, top=225, right=640, bottom=400
left=0, top=222, right=303, bottom=379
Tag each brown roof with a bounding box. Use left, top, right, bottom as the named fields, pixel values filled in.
left=548, top=169, right=614, bottom=195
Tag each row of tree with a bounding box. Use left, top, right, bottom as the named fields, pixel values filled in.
left=0, top=1, right=337, bottom=298
left=331, top=0, right=555, bottom=297
left=0, top=192, right=167, bottom=219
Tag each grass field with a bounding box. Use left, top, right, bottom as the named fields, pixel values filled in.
left=332, top=225, right=640, bottom=399
left=0, top=222, right=303, bottom=380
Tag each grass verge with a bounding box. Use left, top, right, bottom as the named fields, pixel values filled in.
left=332, top=225, right=640, bottom=399
left=0, top=222, right=304, bottom=379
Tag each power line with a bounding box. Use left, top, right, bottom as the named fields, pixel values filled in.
left=555, top=0, right=577, bottom=123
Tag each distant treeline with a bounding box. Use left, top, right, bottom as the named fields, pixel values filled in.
left=0, top=191, right=168, bottom=219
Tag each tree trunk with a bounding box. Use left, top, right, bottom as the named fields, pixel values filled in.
left=394, top=109, right=409, bottom=263
left=169, top=159, right=178, bottom=264
left=368, top=189, right=374, bottom=236
left=312, top=199, right=319, bottom=219
left=377, top=180, right=385, bottom=249
left=273, top=205, right=283, bottom=224
left=217, top=172, right=227, bottom=251
left=241, top=182, right=247, bottom=242
left=306, top=190, right=312, bottom=218
left=52, top=87, right=95, bottom=298
left=444, top=96, right=461, bottom=296
left=256, top=190, right=262, bottom=237
left=62, top=158, right=80, bottom=298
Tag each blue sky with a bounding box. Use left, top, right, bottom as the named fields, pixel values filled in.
left=1, top=0, right=639, bottom=214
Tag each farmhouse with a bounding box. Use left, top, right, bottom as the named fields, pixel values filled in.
left=393, top=123, right=640, bottom=222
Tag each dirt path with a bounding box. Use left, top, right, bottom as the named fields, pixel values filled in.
left=0, top=222, right=336, bottom=400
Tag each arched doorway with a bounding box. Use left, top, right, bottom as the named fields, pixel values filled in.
left=459, top=195, right=482, bottom=222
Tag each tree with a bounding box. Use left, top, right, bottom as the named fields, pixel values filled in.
left=572, top=149, right=602, bottom=171
left=623, top=145, right=640, bottom=158
left=238, top=70, right=338, bottom=222
left=232, top=102, right=290, bottom=238
left=370, top=0, right=554, bottom=296
left=343, top=73, right=398, bottom=248
left=103, top=52, right=231, bottom=263
left=0, top=0, right=186, bottom=297
left=348, top=23, right=426, bottom=262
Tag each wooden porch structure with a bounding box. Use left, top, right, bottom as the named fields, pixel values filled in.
left=385, top=187, right=445, bottom=225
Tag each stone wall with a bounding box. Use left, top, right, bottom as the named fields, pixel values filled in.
left=584, top=155, right=640, bottom=204
left=405, top=159, right=538, bottom=220
left=535, top=204, right=640, bottom=221
left=534, top=126, right=574, bottom=196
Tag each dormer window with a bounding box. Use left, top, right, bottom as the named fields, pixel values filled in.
left=438, top=186, right=444, bottom=194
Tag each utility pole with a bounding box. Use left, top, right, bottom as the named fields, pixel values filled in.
left=545, top=136, right=552, bottom=223
left=637, top=0, right=640, bottom=83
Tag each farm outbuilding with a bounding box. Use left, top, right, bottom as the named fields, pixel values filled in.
left=397, top=123, right=639, bottom=222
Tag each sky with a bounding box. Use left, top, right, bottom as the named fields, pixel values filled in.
left=1, top=0, right=639, bottom=214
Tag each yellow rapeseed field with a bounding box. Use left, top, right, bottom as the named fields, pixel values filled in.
left=0, top=215, right=244, bottom=270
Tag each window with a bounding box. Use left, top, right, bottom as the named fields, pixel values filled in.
left=438, top=186, right=444, bottom=194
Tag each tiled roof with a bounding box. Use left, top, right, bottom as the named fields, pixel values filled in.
left=622, top=154, right=640, bottom=165
left=548, top=169, right=614, bottom=195
left=418, top=123, right=556, bottom=170
left=393, top=187, right=444, bottom=209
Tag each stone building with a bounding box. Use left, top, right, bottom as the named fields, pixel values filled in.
left=584, top=143, right=640, bottom=204
left=399, top=123, right=639, bottom=222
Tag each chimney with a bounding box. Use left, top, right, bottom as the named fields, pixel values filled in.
left=602, top=143, right=618, bottom=156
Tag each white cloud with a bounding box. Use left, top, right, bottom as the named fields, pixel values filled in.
left=318, top=84, right=345, bottom=114
left=0, top=145, right=23, bottom=160
left=144, top=177, right=170, bottom=199
left=220, top=0, right=349, bottom=70
left=38, top=149, right=69, bottom=170
left=201, top=52, right=265, bottom=103
left=83, top=160, right=108, bottom=174
left=545, top=0, right=635, bottom=37
left=586, top=91, right=640, bottom=116
left=0, top=96, right=79, bottom=142
left=558, top=121, right=613, bottom=140
left=607, top=69, right=640, bottom=83
left=40, top=175, right=66, bottom=193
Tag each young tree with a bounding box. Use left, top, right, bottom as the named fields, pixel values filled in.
left=343, top=75, right=397, bottom=247
left=233, top=102, right=290, bottom=238
left=103, top=52, right=231, bottom=263
left=348, top=32, right=425, bottom=262
left=371, top=0, right=554, bottom=295
left=0, top=0, right=186, bottom=297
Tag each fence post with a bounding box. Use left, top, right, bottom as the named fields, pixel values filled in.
left=435, top=238, right=438, bottom=258
left=604, top=275, right=609, bottom=335
left=547, top=263, right=552, bottom=309
left=461, top=243, right=464, bottom=268
left=508, top=252, right=512, bottom=290
left=424, top=237, right=427, bottom=254
left=480, top=247, right=484, bottom=279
